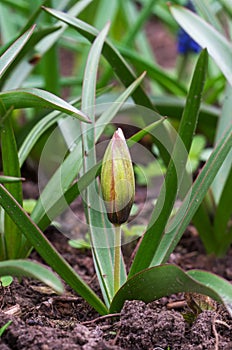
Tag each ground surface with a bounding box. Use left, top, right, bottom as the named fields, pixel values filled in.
left=1, top=226, right=232, bottom=350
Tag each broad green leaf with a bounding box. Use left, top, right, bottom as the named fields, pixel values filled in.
left=109, top=265, right=232, bottom=317
left=0, top=25, right=35, bottom=79
left=151, top=123, right=232, bottom=265
left=170, top=4, right=232, bottom=86
left=0, top=184, right=108, bottom=315
left=0, top=88, right=90, bottom=123
left=129, top=49, right=208, bottom=277
left=0, top=260, right=63, bottom=294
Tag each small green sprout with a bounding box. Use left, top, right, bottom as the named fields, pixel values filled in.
left=0, top=276, right=13, bottom=288
left=0, top=321, right=12, bottom=337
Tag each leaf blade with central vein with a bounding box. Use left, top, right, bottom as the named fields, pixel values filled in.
left=0, top=88, right=90, bottom=123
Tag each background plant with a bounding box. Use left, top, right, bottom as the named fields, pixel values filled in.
left=0, top=0, right=231, bottom=316
left=170, top=1, right=232, bottom=256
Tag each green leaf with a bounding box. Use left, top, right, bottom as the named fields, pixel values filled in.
left=109, top=265, right=232, bottom=317
left=42, top=5, right=172, bottom=165
left=80, top=22, right=117, bottom=306
left=0, top=25, right=35, bottom=79
left=31, top=146, right=82, bottom=229
left=118, top=46, right=187, bottom=96
left=0, top=88, right=90, bottom=123
left=151, top=95, right=219, bottom=143
left=192, top=0, right=223, bottom=33
left=220, top=0, right=232, bottom=18
left=22, top=75, right=148, bottom=235
left=0, top=184, right=108, bottom=315
left=0, top=108, right=23, bottom=259
left=18, top=97, right=81, bottom=167
left=0, top=275, right=13, bottom=287
left=151, top=123, right=232, bottom=265
left=0, top=26, right=61, bottom=90
left=0, top=0, right=29, bottom=13
left=192, top=203, right=215, bottom=254
left=0, top=175, right=25, bottom=183
left=34, top=117, right=165, bottom=232
left=0, top=260, right=64, bottom=294
left=0, top=321, right=12, bottom=337
left=2, top=0, right=93, bottom=89
left=211, top=83, right=232, bottom=202
left=170, top=4, right=232, bottom=86
left=129, top=49, right=208, bottom=277
left=213, top=167, right=232, bottom=255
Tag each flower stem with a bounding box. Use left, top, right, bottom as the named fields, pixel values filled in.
left=114, top=225, right=121, bottom=294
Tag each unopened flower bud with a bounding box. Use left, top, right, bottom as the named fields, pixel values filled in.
left=101, top=128, right=135, bottom=225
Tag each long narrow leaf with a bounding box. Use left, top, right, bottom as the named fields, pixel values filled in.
left=0, top=108, right=23, bottom=259
left=33, top=93, right=164, bottom=233
left=18, top=100, right=79, bottom=167
left=42, top=6, right=172, bottom=165
left=0, top=184, right=108, bottom=315
left=129, top=49, right=208, bottom=277
left=170, top=4, right=232, bottom=86
left=118, top=46, right=187, bottom=96
left=151, top=123, right=232, bottom=265
left=32, top=118, right=165, bottom=231
left=214, top=167, right=232, bottom=255
left=2, top=0, right=93, bottom=90
left=212, top=83, right=232, bottom=202
left=80, top=23, right=117, bottom=306
left=0, top=25, right=35, bottom=79
left=0, top=88, right=90, bottom=123
left=0, top=260, right=64, bottom=294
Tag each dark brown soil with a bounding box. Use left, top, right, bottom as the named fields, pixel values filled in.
left=1, top=221, right=232, bottom=350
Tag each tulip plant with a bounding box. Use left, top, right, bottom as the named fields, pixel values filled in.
left=0, top=1, right=232, bottom=317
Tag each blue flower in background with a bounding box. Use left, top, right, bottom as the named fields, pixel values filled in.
left=177, top=28, right=201, bottom=54
left=177, top=0, right=201, bottom=54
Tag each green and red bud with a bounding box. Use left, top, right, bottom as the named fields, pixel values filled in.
left=101, top=128, right=135, bottom=225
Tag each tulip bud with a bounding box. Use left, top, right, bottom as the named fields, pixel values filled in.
left=101, top=128, right=135, bottom=225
